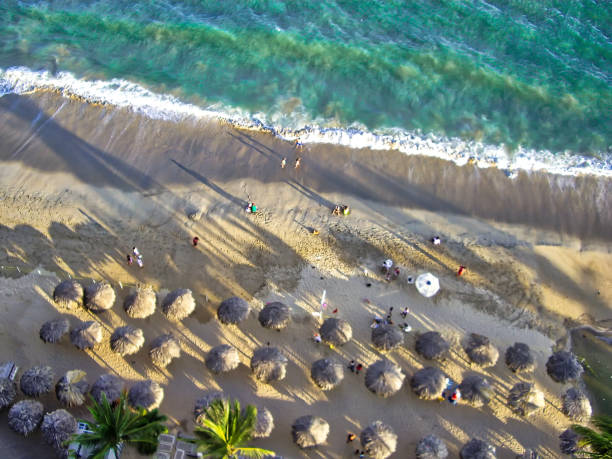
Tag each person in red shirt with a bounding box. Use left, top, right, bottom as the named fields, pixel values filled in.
left=192, top=236, right=199, bottom=247
left=457, top=265, right=466, bottom=276
left=355, top=363, right=363, bottom=374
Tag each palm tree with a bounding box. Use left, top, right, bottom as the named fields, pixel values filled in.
left=572, top=415, right=612, bottom=458
left=193, top=398, right=275, bottom=458
left=69, top=391, right=167, bottom=458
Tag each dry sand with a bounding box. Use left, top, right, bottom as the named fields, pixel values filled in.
left=0, top=91, right=611, bottom=458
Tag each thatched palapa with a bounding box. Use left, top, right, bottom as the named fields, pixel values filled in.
left=371, top=324, right=404, bottom=352
left=310, top=358, right=344, bottom=391
left=149, top=334, right=181, bottom=368
left=365, top=359, right=405, bottom=398
left=56, top=370, right=89, bottom=407
left=53, top=279, right=83, bottom=309
left=250, top=346, right=288, bottom=383
left=84, top=281, right=116, bottom=312
left=507, top=382, right=544, bottom=416
left=464, top=333, right=499, bottom=367
left=360, top=420, right=397, bottom=459
left=292, top=415, right=329, bottom=449
left=123, top=286, right=156, bottom=319
left=128, top=379, right=164, bottom=410
left=505, top=342, right=534, bottom=373
left=217, top=297, right=251, bottom=325
left=546, top=351, right=583, bottom=383
left=70, top=321, right=103, bottom=350
left=559, top=428, right=579, bottom=455
left=258, top=302, right=290, bottom=330
left=460, top=438, right=496, bottom=459
left=8, top=399, right=43, bottom=436
left=40, top=318, right=70, bottom=344
left=162, top=288, right=196, bottom=321
left=110, top=326, right=145, bottom=356
left=252, top=406, right=274, bottom=439
left=459, top=374, right=494, bottom=407
left=194, top=391, right=226, bottom=424
left=410, top=367, right=446, bottom=401
left=320, top=318, right=352, bottom=346
left=206, top=344, right=240, bottom=374
left=91, top=373, right=124, bottom=404
left=416, top=331, right=450, bottom=361
left=41, top=409, right=77, bottom=452
left=562, top=387, right=592, bottom=421
left=20, top=365, right=54, bottom=397
left=416, top=434, right=449, bottom=459
left=0, top=377, right=17, bottom=410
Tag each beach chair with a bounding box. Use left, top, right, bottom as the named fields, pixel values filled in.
left=175, top=440, right=199, bottom=457
left=0, top=362, right=18, bottom=380
left=174, top=450, right=185, bottom=459
left=155, top=454, right=171, bottom=459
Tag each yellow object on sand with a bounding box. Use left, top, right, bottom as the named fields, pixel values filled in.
left=312, top=229, right=320, bottom=235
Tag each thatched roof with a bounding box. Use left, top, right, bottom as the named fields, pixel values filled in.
left=205, top=344, right=240, bottom=374
left=291, top=415, right=329, bottom=449
left=53, top=279, right=83, bottom=309
left=258, top=302, right=290, bottom=329
left=360, top=420, right=397, bottom=459
left=415, top=331, right=450, bottom=361
left=252, top=406, right=274, bottom=439
left=410, top=367, right=446, bottom=401
left=319, top=318, right=352, bottom=346
left=20, top=366, right=55, bottom=397
left=41, top=409, right=77, bottom=452
left=365, top=360, right=405, bottom=398
left=464, top=333, right=499, bottom=367
left=218, top=297, right=251, bottom=325
left=40, top=318, right=70, bottom=344
left=458, top=374, right=494, bottom=407
left=194, top=391, right=226, bottom=424
left=507, top=382, right=544, bottom=416
left=123, top=286, right=156, bottom=319
left=460, top=438, right=496, bottom=459
left=128, top=380, right=164, bottom=410
left=505, top=342, right=535, bottom=373
left=517, top=449, right=541, bottom=459
left=84, top=281, right=116, bottom=312
left=250, top=346, right=288, bottom=383
left=8, top=399, right=43, bottom=436
left=562, top=387, right=592, bottom=422
left=310, top=358, right=344, bottom=391
left=0, top=377, right=17, bottom=410
left=70, top=321, right=103, bottom=350
left=559, top=428, right=579, bottom=455
left=546, top=351, right=583, bottom=383
left=149, top=334, right=181, bottom=368
left=416, top=434, right=449, bottom=459
left=55, top=370, right=89, bottom=407
left=110, top=326, right=145, bottom=356
left=162, top=288, right=196, bottom=321
left=90, top=374, right=124, bottom=404
left=371, top=324, right=404, bottom=352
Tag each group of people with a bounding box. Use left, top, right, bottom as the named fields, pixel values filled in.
left=347, top=359, right=364, bottom=374
left=370, top=306, right=412, bottom=332
left=382, top=259, right=401, bottom=281
left=280, top=139, right=304, bottom=170
left=332, top=204, right=350, bottom=216
left=346, top=434, right=367, bottom=458
left=126, top=246, right=144, bottom=268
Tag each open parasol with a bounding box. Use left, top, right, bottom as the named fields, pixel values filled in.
left=415, top=273, right=440, bottom=298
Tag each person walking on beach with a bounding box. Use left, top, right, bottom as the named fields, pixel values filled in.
left=281, top=157, right=287, bottom=169
left=295, top=157, right=301, bottom=169
left=457, top=265, right=466, bottom=277
left=132, top=247, right=140, bottom=257
left=313, top=332, right=322, bottom=344
left=348, top=360, right=356, bottom=373
left=347, top=433, right=356, bottom=443
left=401, top=307, right=409, bottom=319
left=355, top=363, right=363, bottom=375
left=136, top=254, right=144, bottom=268
left=192, top=236, right=199, bottom=247
left=126, top=254, right=133, bottom=265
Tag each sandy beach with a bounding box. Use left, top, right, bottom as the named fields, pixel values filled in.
left=0, top=91, right=611, bottom=458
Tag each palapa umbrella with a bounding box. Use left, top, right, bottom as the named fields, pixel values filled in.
left=0, top=377, right=17, bottom=410
left=360, top=420, right=397, bottom=459
left=319, top=318, right=352, bottom=346
left=84, top=281, right=116, bottom=312
left=110, top=325, right=145, bottom=356
left=415, top=331, right=450, bottom=361
left=53, top=279, right=83, bottom=309
left=56, top=370, right=89, bottom=407
left=258, top=302, right=290, bottom=330
left=546, top=351, right=583, bottom=383
left=416, top=434, right=449, bottom=459
left=507, top=382, right=544, bottom=417
left=460, top=438, right=496, bottom=459
left=291, top=415, right=329, bottom=449
left=162, top=288, right=195, bottom=321
left=517, top=449, right=540, bottom=459
left=8, top=399, right=43, bottom=436
left=40, top=317, right=70, bottom=344
left=149, top=333, right=181, bottom=368
left=205, top=344, right=240, bottom=374
left=20, top=365, right=54, bottom=397
left=562, top=387, right=592, bottom=422
left=416, top=273, right=440, bottom=298
left=505, top=342, right=535, bottom=373
left=410, top=366, right=447, bottom=401
left=559, top=428, right=579, bottom=455
left=194, top=391, right=226, bottom=424
left=70, top=321, right=103, bottom=350
left=371, top=324, right=404, bottom=352
left=310, top=358, right=344, bottom=391
left=218, top=297, right=251, bottom=325
left=90, top=373, right=124, bottom=404
left=41, top=409, right=76, bottom=452
left=250, top=346, right=288, bottom=383
left=464, top=333, right=499, bottom=367
left=365, top=359, right=405, bottom=398
left=252, top=406, right=274, bottom=439
left=458, top=374, right=494, bottom=407
left=128, top=379, right=164, bottom=410
left=123, top=286, right=156, bottom=318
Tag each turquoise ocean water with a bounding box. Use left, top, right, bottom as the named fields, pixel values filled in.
left=0, top=0, right=611, bottom=160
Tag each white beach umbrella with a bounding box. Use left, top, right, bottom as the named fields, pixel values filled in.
left=416, top=273, right=440, bottom=298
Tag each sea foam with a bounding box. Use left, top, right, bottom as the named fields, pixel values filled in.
left=1, top=66, right=610, bottom=178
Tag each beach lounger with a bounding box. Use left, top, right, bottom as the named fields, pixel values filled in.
left=173, top=450, right=185, bottom=459
left=0, top=362, right=18, bottom=380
